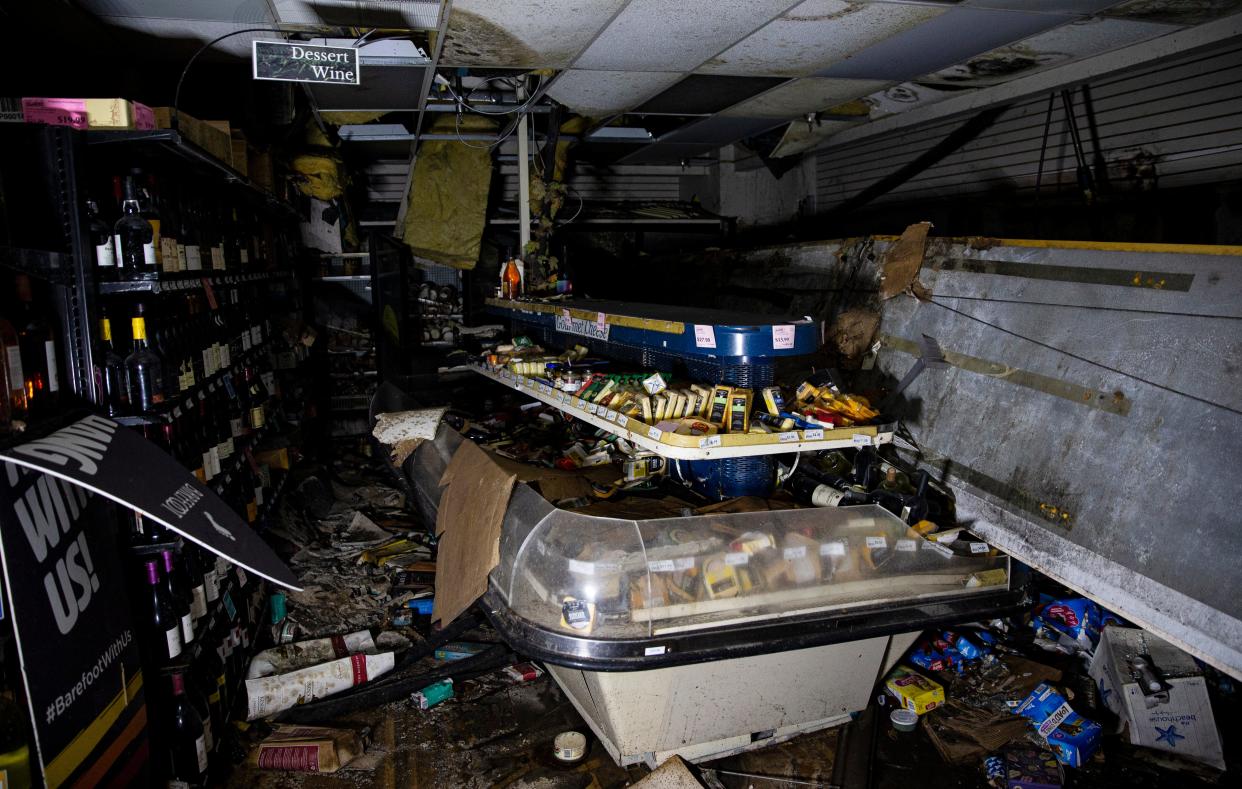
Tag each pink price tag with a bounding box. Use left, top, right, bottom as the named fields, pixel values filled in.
left=596, top=312, right=607, bottom=332
left=22, top=98, right=88, bottom=129
left=693, top=324, right=716, bottom=349
left=773, top=325, right=795, bottom=350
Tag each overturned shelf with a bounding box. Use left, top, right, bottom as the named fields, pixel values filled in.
left=472, top=362, right=894, bottom=461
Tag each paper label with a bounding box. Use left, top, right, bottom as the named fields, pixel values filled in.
left=693, top=324, right=716, bottom=349
left=778, top=431, right=800, bottom=443
left=195, top=734, right=209, bottom=773
left=587, top=403, right=599, bottom=414
left=1037, top=701, right=1074, bottom=739
left=820, top=541, right=847, bottom=557
left=557, top=391, right=566, bottom=403
left=773, top=324, right=796, bottom=349
left=605, top=410, right=618, bottom=422
left=617, top=414, right=629, bottom=428
left=803, top=428, right=824, bottom=440
left=642, top=372, right=667, bottom=395
left=647, top=426, right=662, bottom=441
left=166, top=627, right=182, bottom=659
left=698, top=435, right=722, bottom=449
left=644, top=645, right=666, bottom=656
left=236, top=566, right=248, bottom=586
left=596, top=312, right=607, bottom=332
left=783, top=545, right=807, bottom=560
left=926, top=542, right=954, bottom=558
left=865, top=536, right=888, bottom=549
left=648, top=557, right=696, bottom=572
left=896, top=539, right=918, bottom=553
left=851, top=434, right=872, bottom=447
left=554, top=312, right=610, bottom=341
left=725, top=552, right=749, bottom=566
left=969, top=542, right=990, bottom=554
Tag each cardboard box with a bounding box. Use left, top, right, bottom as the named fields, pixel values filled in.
left=151, top=107, right=232, bottom=165
left=250, top=725, right=363, bottom=773
left=22, top=98, right=154, bottom=129
left=1015, top=683, right=1102, bottom=768
left=1089, top=626, right=1224, bottom=771
left=884, top=665, right=945, bottom=715
left=231, top=131, right=249, bottom=176
left=249, top=146, right=275, bottom=192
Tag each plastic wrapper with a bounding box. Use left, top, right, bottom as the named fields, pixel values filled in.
left=1014, top=683, right=1102, bottom=767
left=1031, top=597, right=1123, bottom=655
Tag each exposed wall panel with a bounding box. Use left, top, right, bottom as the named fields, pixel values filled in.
left=815, top=41, right=1242, bottom=210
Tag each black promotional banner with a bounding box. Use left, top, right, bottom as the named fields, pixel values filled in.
left=0, top=414, right=300, bottom=589
left=0, top=463, right=146, bottom=787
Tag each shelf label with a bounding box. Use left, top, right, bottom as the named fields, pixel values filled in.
left=596, top=312, right=607, bottom=333
left=554, top=312, right=610, bottom=342
left=693, top=324, right=716, bottom=349
left=851, top=434, right=872, bottom=447
left=773, top=324, right=795, bottom=350
left=778, top=431, right=800, bottom=443
left=896, top=539, right=917, bottom=553
left=605, top=410, right=618, bottom=422
left=865, top=536, right=888, bottom=550
left=646, top=426, right=662, bottom=441
left=644, top=645, right=666, bottom=656
left=252, top=40, right=360, bottom=86
left=617, top=414, right=629, bottom=428
left=969, top=542, right=990, bottom=554
left=820, top=540, right=847, bottom=557
left=724, top=552, right=749, bottom=566
left=576, top=399, right=588, bottom=410
left=925, top=542, right=954, bottom=558
left=587, top=403, right=599, bottom=415
left=803, top=428, right=824, bottom=440
left=557, top=391, right=566, bottom=403
left=648, top=557, right=695, bottom=572
left=783, top=545, right=807, bottom=560
left=698, top=435, right=722, bottom=449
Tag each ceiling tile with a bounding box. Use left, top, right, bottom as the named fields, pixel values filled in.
left=816, top=7, right=1075, bottom=80
left=720, top=77, right=890, bottom=118
left=440, top=0, right=627, bottom=68
left=546, top=70, right=683, bottom=117
left=635, top=75, right=789, bottom=115
left=574, top=0, right=797, bottom=71
left=960, top=0, right=1122, bottom=12
left=1103, top=0, right=1242, bottom=25
left=770, top=118, right=857, bottom=158
left=920, top=16, right=1180, bottom=87
left=863, top=81, right=973, bottom=119
left=700, top=0, right=947, bottom=77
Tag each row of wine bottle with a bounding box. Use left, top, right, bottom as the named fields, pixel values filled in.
left=86, top=170, right=296, bottom=281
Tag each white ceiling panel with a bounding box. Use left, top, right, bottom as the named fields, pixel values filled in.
left=770, top=118, right=856, bottom=158
left=862, top=81, right=974, bottom=119
left=921, top=15, right=1181, bottom=86
left=441, top=0, right=627, bottom=68
left=700, top=0, right=947, bottom=77
left=574, top=0, right=798, bottom=72
left=546, top=70, right=684, bottom=117
left=720, top=77, right=889, bottom=117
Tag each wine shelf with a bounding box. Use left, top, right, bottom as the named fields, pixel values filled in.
left=98, top=269, right=292, bottom=295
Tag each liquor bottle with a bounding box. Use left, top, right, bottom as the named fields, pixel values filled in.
left=167, top=670, right=209, bottom=785
left=183, top=544, right=209, bottom=622
left=141, top=559, right=183, bottom=663
left=161, top=550, right=195, bottom=646
left=96, top=314, right=128, bottom=416
left=12, top=273, right=60, bottom=416
left=125, top=304, right=165, bottom=413
left=183, top=197, right=202, bottom=273
left=0, top=316, right=25, bottom=419
left=87, top=196, right=116, bottom=277
left=113, top=175, right=157, bottom=280
left=502, top=254, right=521, bottom=299
left=139, top=172, right=164, bottom=274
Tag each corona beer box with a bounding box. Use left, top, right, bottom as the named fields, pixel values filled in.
left=1089, top=626, right=1224, bottom=771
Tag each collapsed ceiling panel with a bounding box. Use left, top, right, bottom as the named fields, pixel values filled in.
left=635, top=75, right=789, bottom=115
left=920, top=16, right=1181, bottom=87
left=546, top=70, right=684, bottom=118
left=573, top=0, right=797, bottom=72
left=770, top=118, right=859, bottom=158
left=440, top=0, right=626, bottom=68
left=817, top=7, right=1075, bottom=80
left=720, top=77, right=890, bottom=118
left=699, top=0, right=947, bottom=77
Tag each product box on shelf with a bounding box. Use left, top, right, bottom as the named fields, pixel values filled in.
left=152, top=107, right=233, bottom=166
left=1088, top=626, right=1224, bottom=770
left=22, top=97, right=155, bottom=129
left=231, top=130, right=250, bottom=176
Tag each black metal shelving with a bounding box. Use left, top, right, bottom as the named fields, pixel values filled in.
left=98, top=269, right=292, bottom=295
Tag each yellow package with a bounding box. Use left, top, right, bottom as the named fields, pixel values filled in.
left=885, top=666, right=945, bottom=715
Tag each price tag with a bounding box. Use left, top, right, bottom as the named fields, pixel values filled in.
left=596, top=312, right=607, bottom=332
left=644, top=645, right=667, bottom=656
left=588, top=403, right=599, bottom=414
left=557, top=391, right=566, bottom=403
left=699, top=435, right=722, bottom=449
left=778, top=431, right=800, bottom=443
left=568, top=559, right=595, bottom=576
left=561, top=308, right=571, bottom=322
left=725, top=552, right=749, bottom=566
left=577, top=399, right=588, bottom=410
left=820, top=540, right=847, bottom=557
left=773, top=324, right=795, bottom=349
left=969, top=542, right=990, bottom=554
left=896, top=539, right=917, bottom=553
left=693, top=324, right=716, bottom=349
left=783, top=545, right=807, bottom=560
left=605, top=410, right=618, bottom=422
left=648, top=557, right=695, bottom=572
left=803, top=428, right=824, bottom=440
left=865, top=536, right=888, bottom=550
left=852, top=434, right=872, bottom=447
left=617, top=414, right=629, bottom=428
left=647, top=426, right=662, bottom=441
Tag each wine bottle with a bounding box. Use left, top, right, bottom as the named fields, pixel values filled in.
left=167, top=670, right=209, bottom=785
left=13, top=273, right=61, bottom=417
left=184, top=544, right=208, bottom=622
left=125, top=305, right=165, bottom=412
left=161, top=550, right=195, bottom=646
left=186, top=671, right=215, bottom=761
left=87, top=196, right=116, bottom=276
left=0, top=316, right=25, bottom=419
left=97, top=315, right=128, bottom=416
left=141, top=559, right=183, bottom=663
left=113, top=175, right=157, bottom=280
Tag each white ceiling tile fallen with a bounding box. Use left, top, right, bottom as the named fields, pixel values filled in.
left=441, top=0, right=627, bottom=68
left=573, top=0, right=798, bottom=72
left=720, top=77, right=890, bottom=118
left=700, top=0, right=947, bottom=77
left=546, top=70, right=685, bottom=117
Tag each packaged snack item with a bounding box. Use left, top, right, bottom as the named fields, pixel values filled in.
left=885, top=665, right=945, bottom=715
left=1014, top=683, right=1102, bottom=767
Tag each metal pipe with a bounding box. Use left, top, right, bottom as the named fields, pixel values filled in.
left=517, top=83, right=532, bottom=261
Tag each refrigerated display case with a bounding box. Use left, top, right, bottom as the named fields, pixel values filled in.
left=408, top=424, right=1025, bottom=767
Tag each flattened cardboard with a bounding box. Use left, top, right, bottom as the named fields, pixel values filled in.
left=879, top=221, right=932, bottom=300
left=432, top=440, right=516, bottom=626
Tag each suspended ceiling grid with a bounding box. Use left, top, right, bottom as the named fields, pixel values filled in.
left=440, top=0, right=1242, bottom=162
